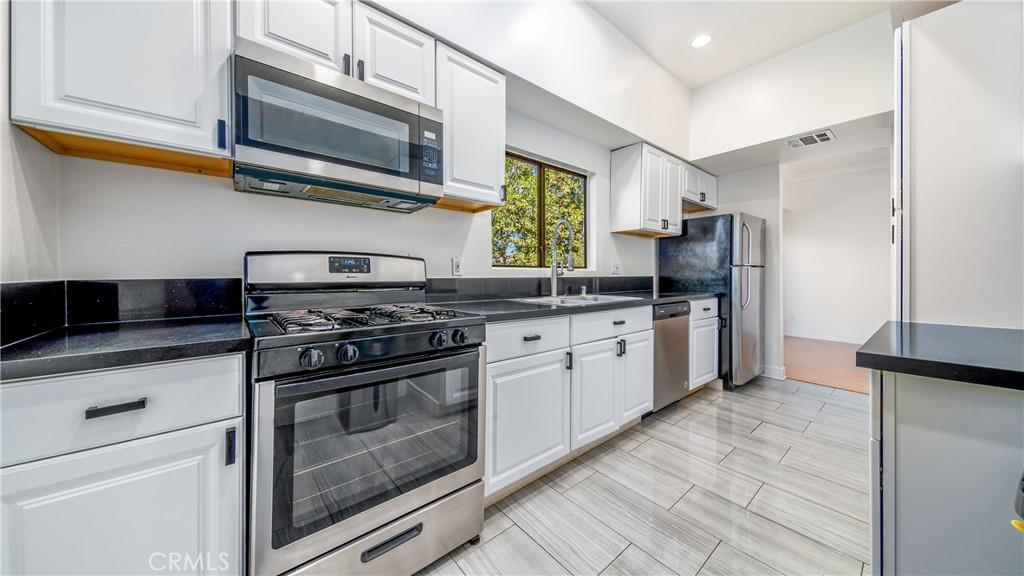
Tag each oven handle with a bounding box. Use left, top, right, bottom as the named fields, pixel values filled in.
left=275, top=349, right=480, bottom=400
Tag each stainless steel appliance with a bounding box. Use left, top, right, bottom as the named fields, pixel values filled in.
left=232, top=39, right=444, bottom=213
left=245, top=252, right=484, bottom=576
left=652, top=301, right=690, bottom=411
left=658, top=213, right=766, bottom=387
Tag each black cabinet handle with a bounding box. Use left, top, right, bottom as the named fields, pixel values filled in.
left=343, top=53, right=352, bottom=76
left=565, top=351, right=573, bottom=370
left=613, top=320, right=626, bottom=326
left=620, top=339, right=628, bottom=355
left=616, top=339, right=624, bottom=356
left=523, top=334, right=542, bottom=342
left=361, top=523, right=423, bottom=563
left=85, top=397, right=148, bottom=420
left=357, top=59, right=365, bottom=81
left=700, top=192, right=706, bottom=202
left=501, top=184, right=507, bottom=202
left=703, top=307, right=711, bottom=312
left=225, top=427, right=237, bottom=466
left=216, top=119, right=226, bottom=149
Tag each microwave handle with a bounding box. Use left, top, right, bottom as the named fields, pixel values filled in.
left=343, top=54, right=352, bottom=76
left=275, top=349, right=479, bottom=400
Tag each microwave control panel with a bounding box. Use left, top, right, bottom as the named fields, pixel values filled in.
left=419, top=120, right=443, bottom=184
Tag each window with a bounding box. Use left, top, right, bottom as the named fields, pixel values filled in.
left=492, top=153, right=587, bottom=268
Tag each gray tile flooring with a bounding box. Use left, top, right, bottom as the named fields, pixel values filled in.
left=420, top=377, right=870, bottom=576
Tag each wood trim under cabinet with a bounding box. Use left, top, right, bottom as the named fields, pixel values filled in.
left=19, top=126, right=233, bottom=178
left=433, top=195, right=499, bottom=213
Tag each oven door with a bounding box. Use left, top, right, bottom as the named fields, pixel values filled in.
left=251, top=348, right=483, bottom=576
left=233, top=47, right=442, bottom=197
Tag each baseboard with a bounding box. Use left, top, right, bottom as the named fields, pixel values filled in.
left=784, top=330, right=866, bottom=345
left=762, top=365, right=787, bottom=380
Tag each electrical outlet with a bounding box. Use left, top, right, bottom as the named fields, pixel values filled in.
left=452, top=256, right=463, bottom=276
left=611, top=262, right=622, bottom=275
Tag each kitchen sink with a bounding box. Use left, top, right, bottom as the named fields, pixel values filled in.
left=515, top=294, right=641, bottom=306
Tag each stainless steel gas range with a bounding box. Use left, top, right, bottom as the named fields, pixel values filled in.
left=244, top=252, right=485, bottom=576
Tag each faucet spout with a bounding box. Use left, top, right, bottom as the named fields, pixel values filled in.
left=549, top=219, right=575, bottom=298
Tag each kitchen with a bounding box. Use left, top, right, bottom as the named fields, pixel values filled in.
left=1, top=2, right=1022, bottom=576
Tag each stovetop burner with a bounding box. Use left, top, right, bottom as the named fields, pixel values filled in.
left=269, top=304, right=464, bottom=334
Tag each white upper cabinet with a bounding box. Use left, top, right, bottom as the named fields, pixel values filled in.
left=11, top=0, right=232, bottom=156
left=683, top=164, right=701, bottom=203
left=611, top=142, right=683, bottom=236
left=353, top=2, right=435, bottom=104
left=435, top=44, right=506, bottom=206
left=237, top=0, right=354, bottom=74
left=683, top=165, right=718, bottom=209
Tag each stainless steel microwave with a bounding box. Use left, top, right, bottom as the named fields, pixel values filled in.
left=232, top=39, right=443, bottom=213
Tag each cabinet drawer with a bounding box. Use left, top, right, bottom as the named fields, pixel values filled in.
left=1, top=354, right=243, bottom=467
left=486, top=317, right=570, bottom=363
left=571, top=306, right=653, bottom=345
left=690, top=298, right=719, bottom=321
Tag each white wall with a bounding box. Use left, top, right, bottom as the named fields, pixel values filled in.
left=689, top=12, right=892, bottom=160
left=905, top=0, right=1024, bottom=329
left=377, top=0, right=691, bottom=158
left=703, top=164, right=785, bottom=379
left=0, top=7, right=61, bottom=282
left=782, top=163, right=891, bottom=343
left=9, top=111, right=653, bottom=280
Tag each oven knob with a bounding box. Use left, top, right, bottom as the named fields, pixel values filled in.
left=451, top=329, right=468, bottom=346
left=429, top=331, right=448, bottom=349
left=299, top=347, right=325, bottom=370
left=338, top=344, right=360, bottom=365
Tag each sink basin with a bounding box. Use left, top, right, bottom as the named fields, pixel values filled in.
left=515, top=294, right=640, bottom=306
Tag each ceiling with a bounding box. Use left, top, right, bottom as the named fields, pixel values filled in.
left=588, top=1, right=890, bottom=88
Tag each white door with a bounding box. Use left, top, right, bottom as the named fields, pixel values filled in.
left=664, top=156, right=683, bottom=234
left=436, top=44, right=506, bottom=205
left=11, top=0, right=232, bottom=156
left=618, top=330, right=654, bottom=423
left=352, top=2, right=435, bottom=104
left=701, top=173, right=718, bottom=208
left=683, top=165, right=701, bottom=203
left=485, top=349, right=571, bottom=496
left=690, top=318, right=720, bottom=387
left=237, top=0, right=353, bottom=74
left=570, top=339, right=620, bottom=450
left=1, top=419, right=242, bottom=575
left=641, top=144, right=666, bottom=232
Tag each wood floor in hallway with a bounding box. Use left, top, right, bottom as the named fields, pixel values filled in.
left=784, top=336, right=870, bottom=394
left=419, top=377, right=871, bottom=576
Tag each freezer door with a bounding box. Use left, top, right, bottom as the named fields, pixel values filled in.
left=731, top=266, right=764, bottom=385
left=733, top=213, right=766, bottom=266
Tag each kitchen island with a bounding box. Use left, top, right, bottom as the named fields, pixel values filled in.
left=856, top=322, right=1024, bottom=575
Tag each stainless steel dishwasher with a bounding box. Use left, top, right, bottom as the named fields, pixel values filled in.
left=653, top=301, right=690, bottom=412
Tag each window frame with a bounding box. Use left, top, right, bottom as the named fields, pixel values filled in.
left=494, top=152, right=589, bottom=269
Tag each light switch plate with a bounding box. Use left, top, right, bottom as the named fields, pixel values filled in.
left=452, top=256, right=463, bottom=276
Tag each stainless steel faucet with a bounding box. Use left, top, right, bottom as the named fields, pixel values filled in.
left=549, top=219, right=575, bottom=298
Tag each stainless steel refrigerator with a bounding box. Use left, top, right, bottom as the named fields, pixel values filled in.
left=658, top=213, right=765, bottom=387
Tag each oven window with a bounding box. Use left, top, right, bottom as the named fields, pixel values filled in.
left=271, top=354, right=478, bottom=549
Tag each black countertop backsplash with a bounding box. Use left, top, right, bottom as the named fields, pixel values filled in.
left=857, top=321, right=1024, bottom=391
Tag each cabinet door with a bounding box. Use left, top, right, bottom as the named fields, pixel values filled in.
left=702, top=173, right=718, bottom=208
left=690, top=318, right=720, bottom=387
left=618, top=330, right=654, bottom=423
left=683, top=165, right=701, bottom=203
left=436, top=44, right=506, bottom=205
left=11, top=0, right=231, bottom=156
left=485, top=349, right=571, bottom=496
left=640, top=144, right=666, bottom=232
left=237, top=0, right=353, bottom=74
left=1, top=419, right=242, bottom=576
left=570, top=339, right=620, bottom=450
left=353, top=2, right=435, bottom=104
left=664, top=156, right=683, bottom=234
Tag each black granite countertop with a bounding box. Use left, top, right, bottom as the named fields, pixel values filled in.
left=436, top=291, right=722, bottom=322
left=856, top=321, right=1024, bottom=390
left=0, top=315, right=250, bottom=381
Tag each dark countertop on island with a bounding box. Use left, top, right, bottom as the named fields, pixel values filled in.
left=856, top=321, right=1024, bottom=390
left=0, top=315, right=250, bottom=381
left=437, top=291, right=721, bottom=322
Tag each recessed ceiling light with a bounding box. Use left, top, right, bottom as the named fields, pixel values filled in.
left=690, top=34, right=712, bottom=49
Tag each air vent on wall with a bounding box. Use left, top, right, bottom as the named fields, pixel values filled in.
left=786, top=128, right=836, bottom=149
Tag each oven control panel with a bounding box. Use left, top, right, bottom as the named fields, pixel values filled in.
left=329, top=256, right=371, bottom=274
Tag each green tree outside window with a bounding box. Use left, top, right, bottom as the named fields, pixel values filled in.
left=492, top=154, right=587, bottom=268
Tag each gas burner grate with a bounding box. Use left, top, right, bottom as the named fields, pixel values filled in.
left=366, top=304, right=460, bottom=323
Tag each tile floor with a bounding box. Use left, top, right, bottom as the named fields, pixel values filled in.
left=420, top=377, right=871, bottom=576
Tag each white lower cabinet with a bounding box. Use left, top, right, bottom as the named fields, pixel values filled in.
left=485, top=348, right=571, bottom=496
left=690, top=317, right=721, bottom=387
left=570, top=339, right=620, bottom=450
left=1, top=418, right=242, bottom=575
left=619, top=330, right=655, bottom=422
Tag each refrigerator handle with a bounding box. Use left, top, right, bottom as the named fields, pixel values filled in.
left=741, top=267, right=751, bottom=310
left=742, top=221, right=752, bottom=266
